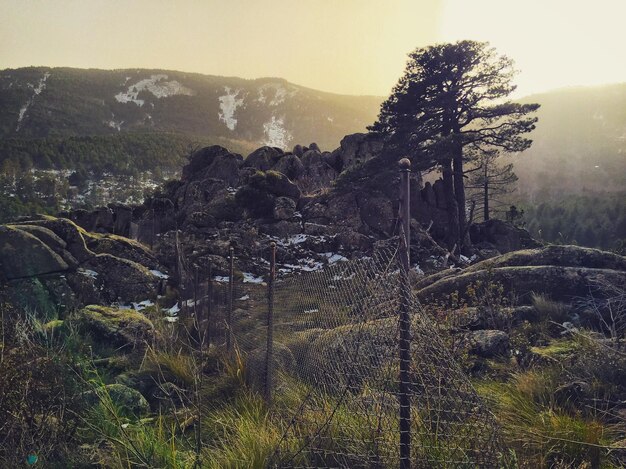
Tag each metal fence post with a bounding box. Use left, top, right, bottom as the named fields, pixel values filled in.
left=399, top=157, right=412, bottom=469
left=227, top=246, right=234, bottom=354
left=265, top=242, right=276, bottom=405
left=207, top=263, right=212, bottom=346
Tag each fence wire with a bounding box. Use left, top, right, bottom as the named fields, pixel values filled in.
left=214, top=238, right=506, bottom=468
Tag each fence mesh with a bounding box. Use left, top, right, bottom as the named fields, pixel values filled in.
left=201, top=237, right=507, bottom=468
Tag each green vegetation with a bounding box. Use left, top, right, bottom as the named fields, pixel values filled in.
left=521, top=192, right=626, bottom=252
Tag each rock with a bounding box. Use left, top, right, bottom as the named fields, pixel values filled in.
left=469, top=219, right=541, bottom=254
left=182, top=146, right=239, bottom=182
left=292, top=144, right=304, bottom=157
left=82, top=254, right=158, bottom=303
left=308, top=142, right=320, bottom=152
left=299, top=149, right=337, bottom=193
left=466, top=244, right=626, bottom=273
left=417, top=265, right=626, bottom=305
left=86, top=235, right=162, bottom=271
left=0, top=226, right=69, bottom=279
left=273, top=197, right=297, bottom=220
left=259, top=220, right=302, bottom=238
left=110, top=204, right=134, bottom=236
left=357, top=192, right=395, bottom=235
left=273, top=153, right=304, bottom=180
left=13, top=217, right=94, bottom=262
left=336, top=230, right=373, bottom=251
left=244, top=146, right=283, bottom=171
left=255, top=170, right=301, bottom=200
left=78, top=305, right=155, bottom=351
left=465, top=330, right=510, bottom=358
left=86, top=384, right=150, bottom=417
left=331, top=133, right=384, bottom=172
left=245, top=342, right=296, bottom=392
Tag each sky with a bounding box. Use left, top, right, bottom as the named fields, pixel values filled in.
left=1, top=0, right=625, bottom=98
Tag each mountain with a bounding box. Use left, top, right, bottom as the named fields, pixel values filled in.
left=0, top=66, right=381, bottom=150
left=513, top=83, right=626, bottom=199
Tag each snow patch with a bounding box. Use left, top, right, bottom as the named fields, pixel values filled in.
left=257, top=83, right=297, bottom=106
left=78, top=268, right=98, bottom=279
left=150, top=269, right=169, bottom=279
left=237, top=294, right=250, bottom=301
left=115, top=74, right=194, bottom=107
left=16, top=72, right=50, bottom=131
left=263, top=116, right=291, bottom=148
left=218, top=86, right=244, bottom=130
left=243, top=272, right=265, bottom=284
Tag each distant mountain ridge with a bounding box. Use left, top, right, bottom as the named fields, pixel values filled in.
left=1, top=67, right=624, bottom=197
left=0, top=66, right=382, bottom=150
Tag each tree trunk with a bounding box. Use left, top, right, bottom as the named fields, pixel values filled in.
left=452, top=150, right=468, bottom=248
left=483, top=164, right=490, bottom=221
left=441, top=158, right=460, bottom=249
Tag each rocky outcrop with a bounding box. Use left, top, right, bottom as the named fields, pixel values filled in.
left=0, top=226, right=68, bottom=279
left=77, top=305, right=155, bottom=351
left=1, top=216, right=163, bottom=315
left=416, top=245, right=626, bottom=305
left=469, top=219, right=541, bottom=254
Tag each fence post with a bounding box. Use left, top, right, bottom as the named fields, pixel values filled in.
left=398, top=157, right=412, bottom=469
left=227, top=246, right=234, bottom=354
left=207, top=263, right=212, bottom=346
left=265, top=242, right=276, bottom=405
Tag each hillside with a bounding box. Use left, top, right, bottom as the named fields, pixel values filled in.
left=0, top=67, right=381, bottom=149
left=514, top=83, right=626, bottom=198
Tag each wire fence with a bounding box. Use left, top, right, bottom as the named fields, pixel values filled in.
left=171, top=235, right=505, bottom=468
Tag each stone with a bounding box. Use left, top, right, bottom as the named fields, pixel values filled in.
left=331, top=132, right=384, bottom=172
left=273, top=197, right=297, bottom=220
left=86, top=384, right=150, bottom=417
left=78, top=305, right=155, bottom=351
left=465, top=330, right=510, bottom=358
left=0, top=226, right=69, bottom=279
left=299, top=149, right=337, bottom=193
left=273, top=153, right=304, bottom=180
left=259, top=220, right=302, bottom=238
left=469, top=219, right=541, bottom=254
left=245, top=342, right=295, bottom=392
left=244, top=146, right=283, bottom=171
left=13, top=217, right=94, bottom=262
left=182, top=146, right=232, bottom=181
left=83, top=254, right=158, bottom=303
left=86, top=235, right=162, bottom=270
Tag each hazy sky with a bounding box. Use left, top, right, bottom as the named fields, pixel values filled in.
left=1, top=0, right=625, bottom=97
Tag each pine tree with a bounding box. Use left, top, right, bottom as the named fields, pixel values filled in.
left=371, top=40, right=539, bottom=249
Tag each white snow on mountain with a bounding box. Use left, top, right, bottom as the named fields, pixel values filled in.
left=16, top=72, right=50, bottom=131
left=257, top=83, right=297, bottom=106
left=218, top=87, right=244, bottom=131
left=263, top=115, right=291, bottom=148
left=115, top=74, right=195, bottom=107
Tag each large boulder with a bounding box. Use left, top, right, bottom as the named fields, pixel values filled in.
left=86, top=235, right=162, bottom=271
left=84, top=384, right=150, bottom=417
left=299, top=149, right=337, bottom=193
left=469, top=219, right=541, bottom=254
left=273, top=196, right=297, bottom=221
left=331, top=133, right=384, bottom=172
left=464, top=330, right=510, bottom=358
left=417, top=245, right=626, bottom=305
left=273, top=153, right=304, bottom=180
left=466, top=244, right=626, bottom=273
left=417, top=265, right=626, bottom=305
left=82, top=254, right=158, bottom=303
left=182, top=146, right=242, bottom=183
left=244, top=146, right=284, bottom=171
left=12, top=216, right=94, bottom=262
left=245, top=342, right=295, bottom=392
left=0, top=226, right=68, bottom=279
left=77, top=305, right=155, bottom=351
